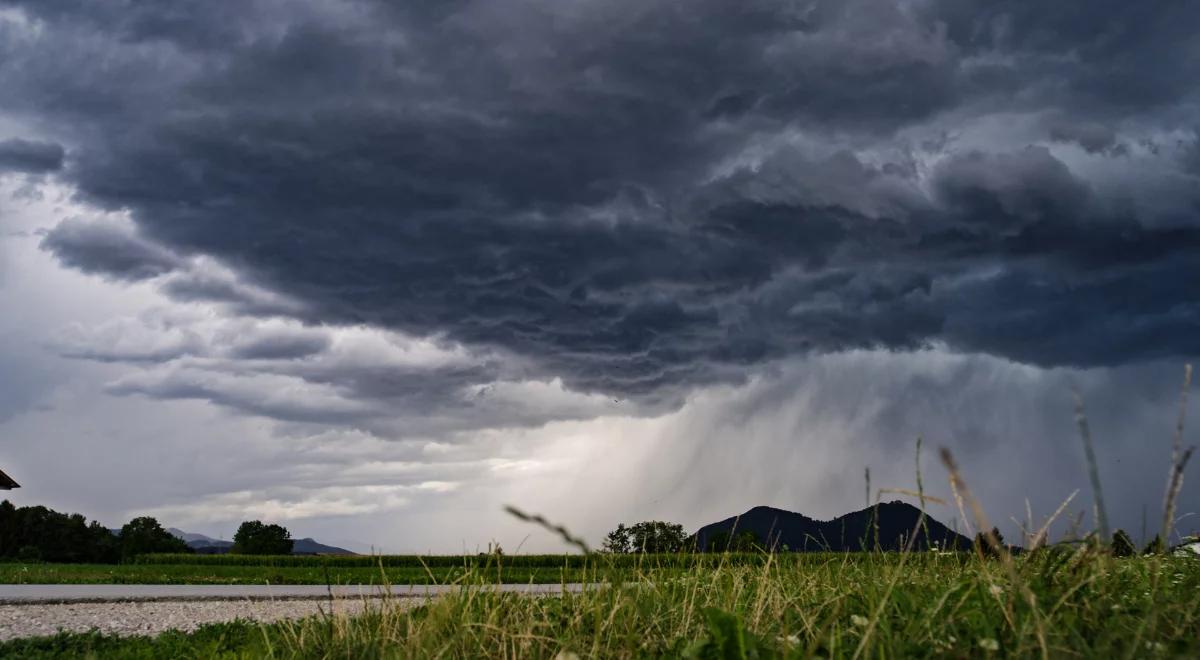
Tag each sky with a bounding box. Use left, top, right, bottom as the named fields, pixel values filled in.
left=0, top=0, right=1197, bottom=553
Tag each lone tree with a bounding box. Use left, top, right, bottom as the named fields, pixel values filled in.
left=973, top=527, right=1005, bottom=558
left=1111, top=529, right=1136, bottom=557
left=601, top=521, right=688, bottom=553
left=1143, top=535, right=1166, bottom=556
left=119, top=516, right=191, bottom=560
left=627, top=521, right=688, bottom=553
left=602, top=524, right=631, bottom=554
left=232, top=520, right=293, bottom=555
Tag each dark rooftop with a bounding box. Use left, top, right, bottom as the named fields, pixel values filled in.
left=0, top=468, right=19, bottom=490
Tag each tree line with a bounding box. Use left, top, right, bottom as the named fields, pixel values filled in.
left=601, top=519, right=1177, bottom=556
left=601, top=521, right=765, bottom=553
left=0, top=500, right=294, bottom=563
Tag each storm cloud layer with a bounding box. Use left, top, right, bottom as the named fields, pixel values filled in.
left=1, top=0, right=1196, bottom=402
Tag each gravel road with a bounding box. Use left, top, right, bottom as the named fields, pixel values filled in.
left=0, top=582, right=586, bottom=603
left=0, top=596, right=416, bottom=641
left=0, top=583, right=592, bottom=641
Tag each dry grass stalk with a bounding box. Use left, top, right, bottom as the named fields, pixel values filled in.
left=504, top=506, right=592, bottom=554
left=1028, top=490, right=1078, bottom=551
left=864, top=467, right=871, bottom=509
left=1161, top=364, right=1193, bottom=546
left=1162, top=447, right=1195, bottom=546
left=1072, top=389, right=1111, bottom=541
left=939, top=447, right=1049, bottom=660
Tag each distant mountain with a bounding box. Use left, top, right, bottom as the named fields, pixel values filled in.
left=167, top=528, right=355, bottom=555
left=693, top=501, right=973, bottom=552
left=167, top=528, right=225, bottom=545
left=292, top=537, right=356, bottom=555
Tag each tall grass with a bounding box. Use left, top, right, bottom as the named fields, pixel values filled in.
left=263, top=552, right=1196, bottom=659
left=5, top=550, right=1199, bottom=658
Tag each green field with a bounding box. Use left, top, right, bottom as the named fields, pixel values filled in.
left=3, top=550, right=1198, bottom=658
left=0, top=551, right=926, bottom=585
left=0, top=561, right=591, bottom=585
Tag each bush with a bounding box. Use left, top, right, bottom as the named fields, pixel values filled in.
left=1111, top=529, right=1136, bottom=557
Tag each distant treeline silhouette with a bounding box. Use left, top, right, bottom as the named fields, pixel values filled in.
left=0, top=500, right=188, bottom=563
left=0, top=500, right=295, bottom=563
left=599, top=502, right=975, bottom=554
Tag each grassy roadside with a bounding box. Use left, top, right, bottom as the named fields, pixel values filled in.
left=3, top=550, right=1198, bottom=658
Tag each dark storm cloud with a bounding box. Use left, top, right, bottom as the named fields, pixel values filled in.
left=4, top=0, right=1200, bottom=400
left=931, top=147, right=1093, bottom=228
left=39, top=218, right=184, bottom=281
left=1048, top=122, right=1119, bottom=155
left=0, top=138, right=63, bottom=173
left=227, top=329, right=330, bottom=361
left=925, top=0, right=1200, bottom=112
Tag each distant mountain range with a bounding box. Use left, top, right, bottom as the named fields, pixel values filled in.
left=166, top=528, right=355, bottom=555
left=694, top=501, right=973, bottom=552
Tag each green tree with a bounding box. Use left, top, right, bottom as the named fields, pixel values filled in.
left=602, top=524, right=631, bottom=554
left=119, top=517, right=191, bottom=560
left=1143, top=535, right=1166, bottom=555
left=973, top=527, right=1005, bottom=558
left=601, top=521, right=688, bottom=553
left=708, top=530, right=761, bottom=552
left=231, top=520, right=294, bottom=555
left=627, top=521, right=687, bottom=553
left=0, top=500, right=122, bottom=563
left=1111, top=529, right=1135, bottom=557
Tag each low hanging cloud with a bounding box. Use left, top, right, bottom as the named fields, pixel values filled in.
left=52, top=308, right=626, bottom=435
left=139, top=482, right=461, bottom=525
left=3, top=0, right=1197, bottom=405
left=40, top=217, right=184, bottom=281
left=0, top=138, right=64, bottom=173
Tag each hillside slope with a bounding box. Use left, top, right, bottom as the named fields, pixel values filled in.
left=693, top=501, right=972, bottom=552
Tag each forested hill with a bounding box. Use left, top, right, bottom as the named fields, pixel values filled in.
left=694, top=501, right=973, bottom=552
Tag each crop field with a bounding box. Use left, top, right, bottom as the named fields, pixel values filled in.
left=3, top=549, right=1198, bottom=658
left=1, top=553, right=782, bottom=586
left=0, top=560, right=585, bottom=586
left=0, top=552, right=934, bottom=585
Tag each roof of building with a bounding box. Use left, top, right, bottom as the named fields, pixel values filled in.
left=0, top=468, right=19, bottom=490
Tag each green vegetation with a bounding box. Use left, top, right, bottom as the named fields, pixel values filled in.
left=0, top=500, right=121, bottom=563
left=126, top=551, right=845, bottom=569
left=1112, top=529, right=1136, bottom=557
left=118, top=517, right=191, bottom=560
left=0, top=552, right=954, bottom=585
left=707, top=529, right=764, bottom=553
left=3, top=551, right=1198, bottom=658
left=1, top=500, right=307, bottom=564
left=0, top=561, right=600, bottom=585
left=602, top=521, right=690, bottom=553
left=232, top=520, right=294, bottom=555
left=0, top=622, right=265, bottom=659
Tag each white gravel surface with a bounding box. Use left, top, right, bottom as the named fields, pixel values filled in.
left=0, top=597, right=418, bottom=641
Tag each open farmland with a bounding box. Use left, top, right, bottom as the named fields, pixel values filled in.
left=2, top=549, right=1198, bottom=658
left=0, top=551, right=959, bottom=586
